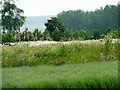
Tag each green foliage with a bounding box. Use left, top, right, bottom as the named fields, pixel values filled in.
left=1, top=28, right=119, bottom=42
left=44, top=17, right=66, bottom=41
left=103, top=30, right=116, bottom=60
left=63, top=29, right=72, bottom=41
left=2, top=42, right=118, bottom=67
left=51, top=28, right=61, bottom=41
left=73, top=30, right=91, bottom=40
left=111, top=29, right=120, bottom=39
left=0, top=32, right=2, bottom=43
left=1, top=28, right=45, bottom=42
left=2, top=31, right=14, bottom=43
left=93, top=30, right=101, bottom=39
left=33, top=28, right=43, bottom=40
left=1, top=0, right=26, bottom=32
left=28, top=31, right=34, bottom=41
left=104, top=38, right=112, bottom=59
left=73, top=31, right=80, bottom=40
left=57, top=5, right=118, bottom=34
left=20, top=32, right=24, bottom=41
left=43, top=29, right=52, bottom=41
left=45, top=17, right=65, bottom=34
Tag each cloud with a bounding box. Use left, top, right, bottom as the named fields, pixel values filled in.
left=17, top=0, right=119, bottom=16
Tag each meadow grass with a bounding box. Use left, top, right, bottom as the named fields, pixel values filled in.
left=2, top=42, right=119, bottom=67
left=2, top=60, right=118, bottom=88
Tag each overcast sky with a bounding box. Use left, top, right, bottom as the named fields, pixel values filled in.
left=16, top=0, right=119, bottom=16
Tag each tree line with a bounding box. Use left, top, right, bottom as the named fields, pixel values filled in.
left=57, top=5, right=118, bottom=34
left=1, top=25, right=119, bottom=43
left=0, top=0, right=119, bottom=43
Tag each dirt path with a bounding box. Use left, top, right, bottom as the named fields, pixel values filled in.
left=1, top=39, right=119, bottom=47
left=11, top=39, right=120, bottom=46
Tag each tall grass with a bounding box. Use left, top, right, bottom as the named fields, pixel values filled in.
left=2, top=41, right=118, bottom=67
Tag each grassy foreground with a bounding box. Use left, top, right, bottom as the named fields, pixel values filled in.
left=2, top=60, right=118, bottom=88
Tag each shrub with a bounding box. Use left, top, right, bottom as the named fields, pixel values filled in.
left=28, top=31, right=34, bottom=41
left=51, top=28, right=62, bottom=41
left=2, top=31, right=14, bottom=43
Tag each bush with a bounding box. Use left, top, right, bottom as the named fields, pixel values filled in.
left=2, top=31, right=14, bottom=43
left=93, top=30, right=101, bottom=39
left=20, top=32, right=24, bottom=41
left=73, top=30, right=91, bottom=40
left=28, top=31, right=34, bottom=41
left=43, top=29, right=52, bottom=41
left=51, top=28, right=62, bottom=41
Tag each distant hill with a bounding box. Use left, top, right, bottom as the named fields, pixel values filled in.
left=21, top=15, right=56, bottom=32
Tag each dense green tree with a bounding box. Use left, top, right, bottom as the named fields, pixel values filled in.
left=44, top=17, right=66, bottom=41
left=45, top=17, right=65, bottom=34
left=1, top=0, right=26, bottom=32
left=51, top=28, right=62, bottom=41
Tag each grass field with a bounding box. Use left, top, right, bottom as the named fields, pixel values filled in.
left=2, top=39, right=119, bottom=88
left=2, top=60, right=118, bottom=88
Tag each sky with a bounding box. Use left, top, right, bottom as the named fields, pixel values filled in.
left=16, top=0, right=119, bottom=16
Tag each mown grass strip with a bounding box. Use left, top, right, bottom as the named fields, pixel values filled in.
left=2, top=60, right=118, bottom=88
